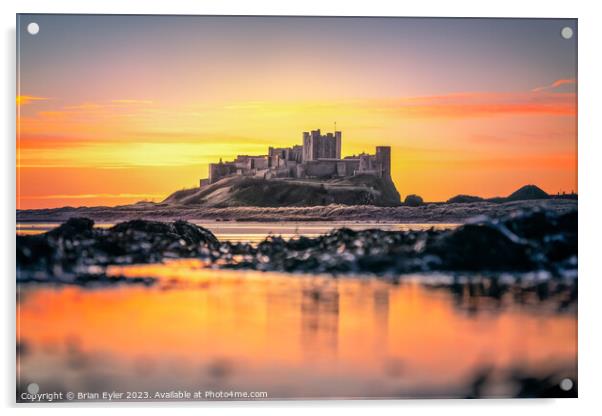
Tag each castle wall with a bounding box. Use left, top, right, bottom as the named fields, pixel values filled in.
left=209, top=162, right=238, bottom=184
left=251, top=157, right=268, bottom=170
left=336, top=159, right=360, bottom=177
left=358, top=154, right=373, bottom=172
left=303, top=160, right=338, bottom=178
left=270, top=145, right=304, bottom=168
left=290, top=145, right=304, bottom=163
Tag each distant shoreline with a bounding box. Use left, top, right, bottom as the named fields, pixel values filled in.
left=17, top=199, right=577, bottom=225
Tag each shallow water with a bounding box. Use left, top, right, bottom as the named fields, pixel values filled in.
left=16, top=221, right=459, bottom=243
left=17, top=260, right=577, bottom=401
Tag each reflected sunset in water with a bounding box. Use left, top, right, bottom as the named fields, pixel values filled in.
left=17, top=263, right=577, bottom=400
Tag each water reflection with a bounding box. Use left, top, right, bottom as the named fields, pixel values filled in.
left=17, top=263, right=576, bottom=400
left=17, top=221, right=458, bottom=243
left=301, top=285, right=339, bottom=360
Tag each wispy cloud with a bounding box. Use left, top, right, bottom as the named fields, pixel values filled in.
left=111, top=99, right=154, bottom=105
left=16, top=95, right=49, bottom=105
left=531, top=79, right=576, bottom=93
left=19, top=98, right=164, bottom=138
left=17, top=138, right=266, bottom=169
left=367, top=91, right=576, bottom=118
left=63, top=100, right=154, bottom=111
left=215, top=90, right=577, bottom=120
left=63, top=103, right=105, bottom=111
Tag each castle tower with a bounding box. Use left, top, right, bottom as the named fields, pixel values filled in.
left=335, top=131, right=342, bottom=159
left=302, top=132, right=312, bottom=162
left=375, top=146, right=391, bottom=178
left=302, top=129, right=341, bottom=161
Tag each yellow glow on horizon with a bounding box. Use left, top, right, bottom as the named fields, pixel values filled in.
left=17, top=92, right=577, bottom=208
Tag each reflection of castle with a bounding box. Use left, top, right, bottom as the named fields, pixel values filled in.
left=202, top=129, right=391, bottom=186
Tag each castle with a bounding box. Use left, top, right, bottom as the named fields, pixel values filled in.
left=201, top=129, right=391, bottom=186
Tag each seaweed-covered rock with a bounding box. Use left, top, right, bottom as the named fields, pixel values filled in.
left=47, top=217, right=95, bottom=238
left=173, top=220, right=220, bottom=246
left=225, top=208, right=577, bottom=275
left=17, top=208, right=578, bottom=282
left=17, top=218, right=220, bottom=281
left=426, top=223, right=534, bottom=271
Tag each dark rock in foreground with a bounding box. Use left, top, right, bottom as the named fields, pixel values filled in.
left=17, top=208, right=577, bottom=283
left=227, top=209, right=576, bottom=275
left=17, top=218, right=220, bottom=282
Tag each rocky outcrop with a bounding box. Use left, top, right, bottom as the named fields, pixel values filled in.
left=506, top=184, right=549, bottom=201
left=447, top=194, right=484, bottom=204
left=447, top=185, right=551, bottom=204
left=163, top=174, right=401, bottom=207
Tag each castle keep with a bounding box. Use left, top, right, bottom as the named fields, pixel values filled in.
left=203, top=129, right=391, bottom=186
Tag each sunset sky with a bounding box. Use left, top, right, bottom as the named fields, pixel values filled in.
left=17, top=15, right=577, bottom=208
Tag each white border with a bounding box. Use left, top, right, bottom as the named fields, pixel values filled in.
left=3, top=1, right=601, bottom=414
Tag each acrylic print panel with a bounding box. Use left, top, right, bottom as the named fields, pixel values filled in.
left=16, top=15, right=577, bottom=402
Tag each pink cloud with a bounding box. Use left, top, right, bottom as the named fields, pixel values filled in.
left=370, top=91, right=576, bottom=118
left=531, top=79, right=576, bottom=92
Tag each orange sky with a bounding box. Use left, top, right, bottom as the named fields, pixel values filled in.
left=16, top=16, right=577, bottom=208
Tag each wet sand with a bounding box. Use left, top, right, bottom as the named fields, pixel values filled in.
left=17, top=199, right=577, bottom=224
